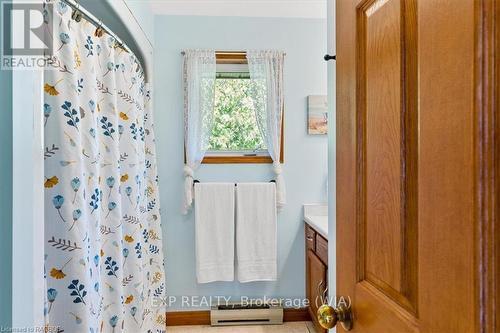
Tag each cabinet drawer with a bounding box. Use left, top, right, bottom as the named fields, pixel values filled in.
left=305, top=225, right=316, bottom=252
left=316, top=234, right=328, bottom=265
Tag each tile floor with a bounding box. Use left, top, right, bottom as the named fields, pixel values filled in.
left=167, top=321, right=316, bottom=332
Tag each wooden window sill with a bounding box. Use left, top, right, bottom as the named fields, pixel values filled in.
left=202, top=155, right=276, bottom=164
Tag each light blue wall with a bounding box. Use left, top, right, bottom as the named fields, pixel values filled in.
left=0, top=0, right=13, bottom=327
left=124, top=0, right=154, bottom=45
left=154, top=15, right=328, bottom=311
left=79, top=0, right=154, bottom=64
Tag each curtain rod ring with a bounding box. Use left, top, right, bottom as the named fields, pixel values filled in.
left=76, top=4, right=82, bottom=22
left=95, top=19, right=104, bottom=37
left=71, top=3, right=82, bottom=22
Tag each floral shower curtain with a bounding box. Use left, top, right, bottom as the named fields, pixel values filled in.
left=43, top=2, right=165, bottom=332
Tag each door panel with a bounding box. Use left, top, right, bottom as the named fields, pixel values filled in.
left=362, top=0, right=403, bottom=293
left=336, top=0, right=491, bottom=332
left=356, top=0, right=418, bottom=316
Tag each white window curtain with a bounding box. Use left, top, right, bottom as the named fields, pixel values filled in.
left=247, top=50, right=286, bottom=210
left=182, top=49, right=217, bottom=214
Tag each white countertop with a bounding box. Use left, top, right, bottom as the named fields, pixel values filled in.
left=303, top=204, right=328, bottom=238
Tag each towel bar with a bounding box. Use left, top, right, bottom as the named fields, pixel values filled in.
left=193, top=180, right=276, bottom=186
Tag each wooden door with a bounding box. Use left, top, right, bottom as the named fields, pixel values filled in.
left=336, top=0, right=498, bottom=332
left=307, top=250, right=327, bottom=333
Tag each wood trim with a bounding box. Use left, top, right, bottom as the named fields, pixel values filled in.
left=165, top=308, right=310, bottom=326
left=216, top=51, right=247, bottom=64
left=166, top=311, right=211, bottom=326
left=282, top=307, right=311, bottom=322
left=475, top=0, right=499, bottom=332
left=202, top=155, right=274, bottom=164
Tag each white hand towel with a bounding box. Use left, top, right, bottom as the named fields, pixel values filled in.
left=236, top=183, right=277, bottom=283
left=195, top=183, right=235, bottom=283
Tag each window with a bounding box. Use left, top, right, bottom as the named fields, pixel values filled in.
left=209, top=71, right=265, bottom=151
left=202, top=52, right=284, bottom=164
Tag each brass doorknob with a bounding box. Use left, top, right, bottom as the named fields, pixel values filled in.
left=317, top=303, right=353, bottom=331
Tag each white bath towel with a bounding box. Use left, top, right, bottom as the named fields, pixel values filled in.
left=195, top=183, right=235, bottom=283
left=236, top=183, right=277, bottom=282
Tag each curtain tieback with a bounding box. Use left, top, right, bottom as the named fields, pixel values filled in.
left=184, top=165, right=194, bottom=177
left=272, top=162, right=283, bottom=175
left=272, top=161, right=286, bottom=210
left=182, top=165, right=196, bottom=215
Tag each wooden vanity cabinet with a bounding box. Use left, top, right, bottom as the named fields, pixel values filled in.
left=305, top=224, right=328, bottom=333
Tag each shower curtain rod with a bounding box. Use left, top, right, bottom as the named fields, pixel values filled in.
left=61, top=0, right=133, bottom=54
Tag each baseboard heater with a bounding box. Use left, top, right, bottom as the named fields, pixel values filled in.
left=210, top=303, right=283, bottom=326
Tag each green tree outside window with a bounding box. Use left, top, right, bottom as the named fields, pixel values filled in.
left=209, top=77, right=266, bottom=151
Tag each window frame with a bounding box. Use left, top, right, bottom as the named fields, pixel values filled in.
left=200, top=51, right=284, bottom=164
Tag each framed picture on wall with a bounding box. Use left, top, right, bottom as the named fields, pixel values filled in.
left=307, top=95, right=328, bottom=135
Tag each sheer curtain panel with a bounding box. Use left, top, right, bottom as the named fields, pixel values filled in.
left=182, top=49, right=217, bottom=214
left=247, top=50, right=286, bottom=210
